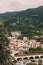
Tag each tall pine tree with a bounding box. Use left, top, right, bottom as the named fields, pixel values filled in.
left=0, top=24, right=12, bottom=65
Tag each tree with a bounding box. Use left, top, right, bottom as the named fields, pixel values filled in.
left=28, top=47, right=35, bottom=54
left=0, top=25, right=12, bottom=65
left=38, top=60, right=42, bottom=65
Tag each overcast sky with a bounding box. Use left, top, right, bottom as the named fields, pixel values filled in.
left=0, top=0, right=43, bottom=13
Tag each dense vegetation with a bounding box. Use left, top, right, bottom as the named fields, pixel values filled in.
left=0, top=6, right=43, bottom=39
left=28, top=47, right=43, bottom=54
left=26, top=60, right=42, bottom=65
left=26, top=62, right=37, bottom=65
left=0, top=24, right=12, bottom=65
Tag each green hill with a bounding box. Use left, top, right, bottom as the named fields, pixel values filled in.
left=0, top=6, right=43, bottom=39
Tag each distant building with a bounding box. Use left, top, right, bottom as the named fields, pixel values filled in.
left=29, top=40, right=40, bottom=48
left=11, top=31, right=21, bottom=38
left=8, top=36, right=42, bottom=57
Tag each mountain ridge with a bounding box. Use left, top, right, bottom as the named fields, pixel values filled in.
left=0, top=6, right=43, bottom=39
left=0, top=6, right=43, bottom=18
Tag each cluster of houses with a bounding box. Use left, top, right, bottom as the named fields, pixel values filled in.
left=8, top=36, right=43, bottom=57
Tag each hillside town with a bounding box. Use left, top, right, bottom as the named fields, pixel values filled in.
left=8, top=32, right=43, bottom=57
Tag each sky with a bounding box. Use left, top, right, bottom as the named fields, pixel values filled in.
left=0, top=0, right=43, bottom=13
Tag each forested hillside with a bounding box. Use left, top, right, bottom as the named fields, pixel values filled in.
left=0, top=6, right=43, bottom=39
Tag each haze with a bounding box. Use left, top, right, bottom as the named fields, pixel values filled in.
left=0, top=0, right=43, bottom=13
